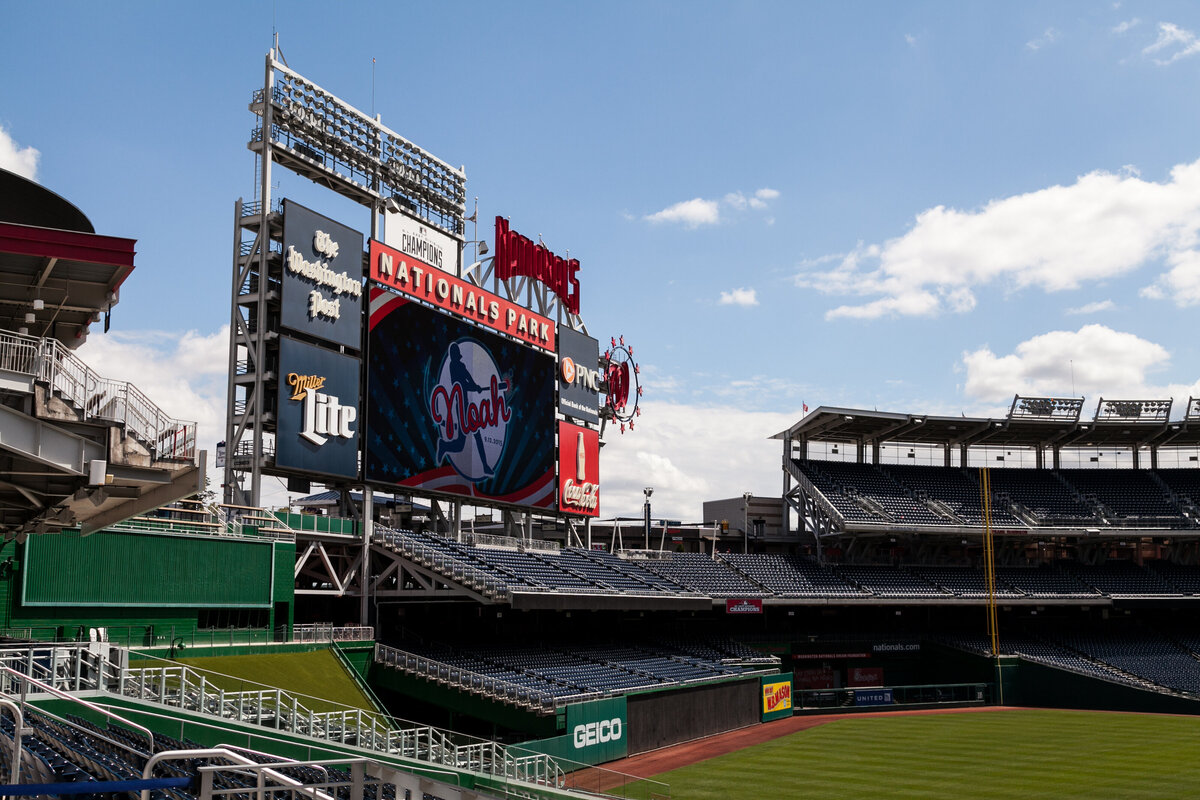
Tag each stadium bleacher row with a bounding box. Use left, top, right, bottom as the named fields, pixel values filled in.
left=378, top=527, right=1200, bottom=601
left=382, top=637, right=772, bottom=707
left=793, top=460, right=1200, bottom=529
left=943, top=623, right=1200, bottom=698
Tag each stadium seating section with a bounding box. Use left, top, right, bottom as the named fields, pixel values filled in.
left=793, top=460, right=1199, bottom=529
left=376, top=527, right=1200, bottom=604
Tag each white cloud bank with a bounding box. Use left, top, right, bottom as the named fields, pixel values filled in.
left=1143, top=22, right=1200, bottom=65
left=0, top=124, right=39, bottom=180
left=961, top=324, right=1200, bottom=404
left=644, top=188, right=779, bottom=228
left=599, top=402, right=801, bottom=521
left=797, top=158, right=1200, bottom=319
left=718, top=287, right=758, bottom=307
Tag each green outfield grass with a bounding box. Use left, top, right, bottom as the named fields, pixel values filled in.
left=649, top=709, right=1200, bottom=799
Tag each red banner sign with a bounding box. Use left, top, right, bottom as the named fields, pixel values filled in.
left=725, top=598, right=763, bottom=614
left=369, top=238, right=555, bottom=352
left=558, top=421, right=599, bottom=517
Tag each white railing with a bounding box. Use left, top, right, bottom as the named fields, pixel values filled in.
left=0, top=328, right=197, bottom=460
left=463, top=532, right=561, bottom=553
left=375, top=528, right=508, bottom=600
left=116, top=657, right=565, bottom=788
left=374, top=643, right=591, bottom=711
left=293, top=624, right=375, bottom=643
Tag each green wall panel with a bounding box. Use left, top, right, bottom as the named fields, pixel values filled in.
left=22, top=530, right=276, bottom=607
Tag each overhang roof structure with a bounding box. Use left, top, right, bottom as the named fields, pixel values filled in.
left=773, top=404, right=1200, bottom=453
left=0, top=169, right=134, bottom=347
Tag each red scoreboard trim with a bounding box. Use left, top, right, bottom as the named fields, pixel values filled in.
left=369, top=238, right=555, bottom=352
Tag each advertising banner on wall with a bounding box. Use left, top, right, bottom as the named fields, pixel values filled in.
left=275, top=336, right=360, bottom=480
left=383, top=208, right=459, bottom=275
left=725, top=598, right=764, bottom=614
left=557, top=327, right=601, bottom=424
left=280, top=200, right=364, bottom=350
left=365, top=288, right=555, bottom=508
left=761, top=674, right=793, bottom=721
left=558, top=421, right=599, bottom=517
left=369, top=238, right=555, bottom=352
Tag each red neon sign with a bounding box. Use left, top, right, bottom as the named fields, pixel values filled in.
left=494, top=217, right=580, bottom=315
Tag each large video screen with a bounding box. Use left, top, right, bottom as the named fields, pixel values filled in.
left=365, top=289, right=556, bottom=508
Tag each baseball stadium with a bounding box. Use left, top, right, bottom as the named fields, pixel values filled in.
left=4, top=46, right=1200, bottom=800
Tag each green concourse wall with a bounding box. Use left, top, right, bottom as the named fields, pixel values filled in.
left=22, top=530, right=281, bottom=607
left=0, top=531, right=294, bottom=645
left=521, top=697, right=627, bottom=766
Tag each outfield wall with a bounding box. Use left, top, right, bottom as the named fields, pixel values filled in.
left=626, top=678, right=761, bottom=754
left=1014, top=657, right=1200, bottom=715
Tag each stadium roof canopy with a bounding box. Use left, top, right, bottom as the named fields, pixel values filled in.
left=773, top=398, right=1200, bottom=452
left=0, top=168, right=134, bottom=347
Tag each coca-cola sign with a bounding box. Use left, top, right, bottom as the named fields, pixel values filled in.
left=558, top=421, right=599, bottom=517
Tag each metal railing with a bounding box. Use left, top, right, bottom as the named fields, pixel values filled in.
left=374, top=643, right=588, bottom=712
left=293, top=625, right=375, bottom=643
left=375, top=529, right=509, bottom=600
left=0, top=328, right=197, bottom=460
left=463, top=532, right=561, bottom=553
left=116, top=656, right=568, bottom=790
left=794, top=681, right=989, bottom=710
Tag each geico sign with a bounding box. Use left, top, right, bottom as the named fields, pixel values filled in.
left=572, top=718, right=622, bottom=749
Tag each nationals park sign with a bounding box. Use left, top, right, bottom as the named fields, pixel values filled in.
left=370, top=238, right=555, bottom=352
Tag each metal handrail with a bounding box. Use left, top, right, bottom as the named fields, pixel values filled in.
left=0, top=328, right=196, bottom=460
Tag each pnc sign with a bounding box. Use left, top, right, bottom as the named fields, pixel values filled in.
left=557, top=327, right=601, bottom=424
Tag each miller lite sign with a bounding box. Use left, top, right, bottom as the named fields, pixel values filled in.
left=276, top=336, right=360, bottom=479
left=558, top=421, right=599, bottom=517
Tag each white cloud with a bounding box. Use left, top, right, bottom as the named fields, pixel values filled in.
left=1143, top=22, right=1200, bottom=64
left=1026, top=27, right=1060, bottom=51
left=599, top=401, right=801, bottom=520
left=905, top=33, right=917, bottom=47
left=1113, top=18, right=1140, bottom=34
left=644, top=198, right=720, bottom=228
left=1065, top=300, right=1115, bottom=315
left=796, top=158, right=1200, bottom=319
left=718, top=287, right=758, bottom=307
left=0, top=124, right=39, bottom=180
left=645, top=188, right=778, bottom=228
left=961, top=324, right=1172, bottom=400
left=78, top=326, right=232, bottom=495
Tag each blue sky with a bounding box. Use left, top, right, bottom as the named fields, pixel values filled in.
left=5, top=2, right=1200, bottom=520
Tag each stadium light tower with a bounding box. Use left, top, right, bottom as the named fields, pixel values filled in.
left=743, top=491, right=752, bottom=554
left=643, top=487, right=653, bottom=548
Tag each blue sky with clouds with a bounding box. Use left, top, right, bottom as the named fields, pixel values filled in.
left=5, top=2, right=1200, bottom=520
